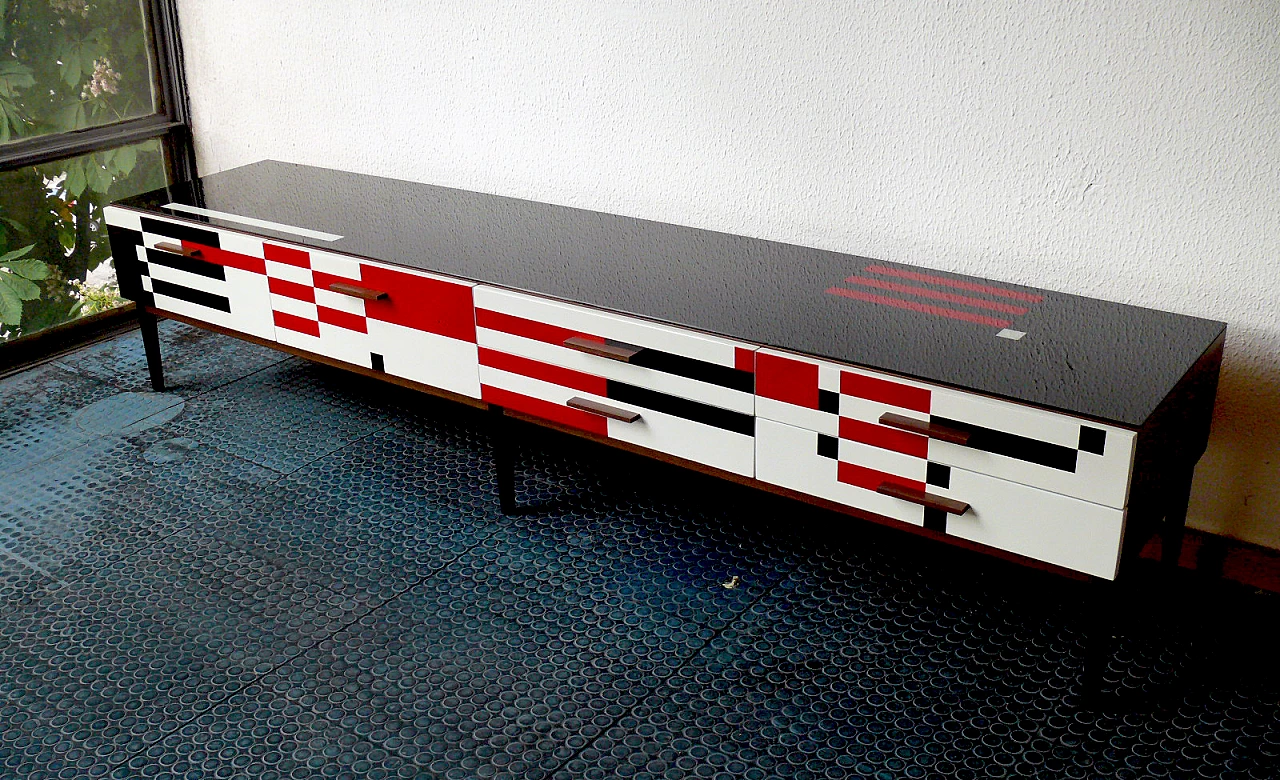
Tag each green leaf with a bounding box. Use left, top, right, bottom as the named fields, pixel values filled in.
left=114, top=145, right=137, bottom=176
left=60, top=51, right=83, bottom=88
left=0, top=271, right=41, bottom=302
left=65, top=160, right=87, bottom=197
left=0, top=244, right=35, bottom=264
left=51, top=102, right=86, bottom=133
left=6, top=259, right=50, bottom=281
left=0, top=61, right=35, bottom=98
left=0, top=276, right=24, bottom=326
left=89, top=161, right=115, bottom=194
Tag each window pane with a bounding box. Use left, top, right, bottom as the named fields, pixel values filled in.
left=0, top=139, right=167, bottom=341
left=0, top=0, right=160, bottom=144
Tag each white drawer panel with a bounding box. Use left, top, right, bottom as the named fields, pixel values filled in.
left=756, top=348, right=1136, bottom=509
left=370, top=320, right=480, bottom=398
left=481, top=366, right=754, bottom=477
left=756, top=418, right=1125, bottom=579
left=475, top=286, right=751, bottom=368
left=755, top=418, right=924, bottom=526
left=477, top=327, right=753, bottom=414
left=137, top=244, right=275, bottom=341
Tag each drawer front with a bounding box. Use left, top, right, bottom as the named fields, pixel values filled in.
left=106, top=208, right=275, bottom=341
left=105, top=208, right=481, bottom=399
left=756, top=418, right=1125, bottom=579
left=481, top=362, right=754, bottom=476
left=475, top=286, right=756, bottom=475
left=756, top=348, right=1136, bottom=509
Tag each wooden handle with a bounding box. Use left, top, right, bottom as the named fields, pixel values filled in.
left=328, top=282, right=388, bottom=301
left=562, top=336, right=643, bottom=362
left=879, top=412, right=971, bottom=445
left=876, top=482, right=970, bottom=515
left=153, top=241, right=203, bottom=259
left=566, top=396, right=641, bottom=423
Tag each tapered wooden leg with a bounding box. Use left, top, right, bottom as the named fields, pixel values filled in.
left=138, top=309, right=165, bottom=392
left=490, top=405, right=518, bottom=514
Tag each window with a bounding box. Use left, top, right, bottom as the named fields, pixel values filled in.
left=0, top=0, right=193, bottom=353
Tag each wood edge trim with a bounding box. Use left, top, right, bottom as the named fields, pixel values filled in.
left=328, top=282, right=388, bottom=301
left=565, top=396, right=641, bottom=422
left=562, top=336, right=643, bottom=362
left=879, top=412, right=971, bottom=445
left=875, top=482, right=970, bottom=515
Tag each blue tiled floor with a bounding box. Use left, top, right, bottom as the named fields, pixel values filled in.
left=1, top=322, right=1277, bottom=779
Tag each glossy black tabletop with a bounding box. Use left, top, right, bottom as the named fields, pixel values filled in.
left=116, top=161, right=1225, bottom=427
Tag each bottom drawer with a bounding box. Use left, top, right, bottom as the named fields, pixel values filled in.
left=756, top=418, right=1125, bottom=579
left=481, top=365, right=754, bottom=477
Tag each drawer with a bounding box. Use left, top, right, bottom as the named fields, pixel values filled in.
left=756, top=418, right=1126, bottom=579
left=475, top=286, right=756, bottom=476
left=106, top=207, right=276, bottom=341
left=756, top=348, right=1136, bottom=509
left=105, top=207, right=481, bottom=399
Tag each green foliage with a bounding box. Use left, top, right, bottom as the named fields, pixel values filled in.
left=0, top=1, right=168, bottom=339
left=0, top=244, right=46, bottom=326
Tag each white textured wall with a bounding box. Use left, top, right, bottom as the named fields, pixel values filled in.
left=176, top=1, right=1280, bottom=549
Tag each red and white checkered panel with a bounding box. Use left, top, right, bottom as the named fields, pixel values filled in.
left=262, top=242, right=480, bottom=399
left=755, top=349, right=1135, bottom=509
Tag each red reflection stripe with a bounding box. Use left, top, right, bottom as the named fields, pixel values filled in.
left=844, top=276, right=1028, bottom=315
left=863, top=264, right=1043, bottom=303
left=825, top=287, right=1012, bottom=328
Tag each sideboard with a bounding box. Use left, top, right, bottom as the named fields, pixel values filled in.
left=105, top=161, right=1225, bottom=594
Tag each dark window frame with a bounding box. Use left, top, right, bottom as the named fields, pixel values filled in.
left=0, top=0, right=195, bottom=372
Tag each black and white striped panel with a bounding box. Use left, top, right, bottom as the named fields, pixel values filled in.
left=104, top=206, right=275, bottom=341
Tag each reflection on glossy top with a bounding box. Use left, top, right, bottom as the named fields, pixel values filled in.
left=116, top=161, right=1226, bottom=427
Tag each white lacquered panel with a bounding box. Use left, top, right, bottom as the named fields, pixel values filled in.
left=755, top=418, right=924, bottom=526
left=368, top=319, right=481, bottom=398
left=476, top=286, right=750, bottom=367
left=480, top=366, right=754, bottom=476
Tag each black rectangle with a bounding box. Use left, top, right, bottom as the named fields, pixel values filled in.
left=606, top=380, right=754, bottom=436
left=926, top=462, right=950, bottom=488
left=1079, top=426, right=1106, bottom=455
left=923, top=507, right=947, bottom=533
left=150, top=279, right=231, bottom=313
left=629, top=349, right=754, bottom=393
left=818, top=389, right=840, bottom=414
left=817, top=433, right=838, bottom=459
left=140, top=216, right=220, bottom=249
left=106, top=225, right=146, bottom=302
left=931, top=416, right=1078, bottom=472
left=370, top=353, right=385, bottom=372
left=146, top=246, right=225, bottom=281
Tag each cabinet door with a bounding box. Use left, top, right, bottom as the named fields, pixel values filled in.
left=265, top=246, right=481, bottom=399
